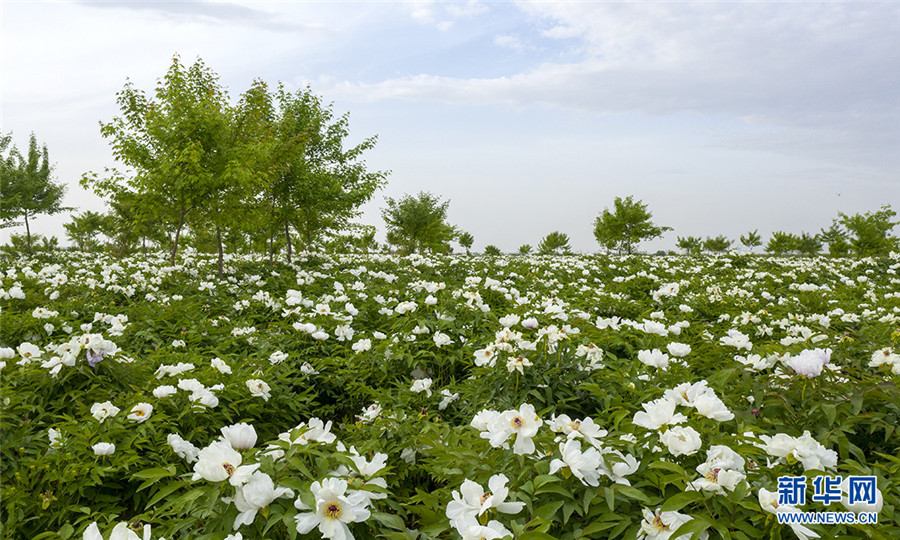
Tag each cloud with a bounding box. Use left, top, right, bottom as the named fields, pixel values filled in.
left=325, top=2, right=900, bottom=171
left=77, top=0, right=317, bottom=31
left=405, top=0, right=487, bottom=30
left=494, top=34, right=526, bottom=52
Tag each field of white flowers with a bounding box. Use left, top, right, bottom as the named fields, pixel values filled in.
left=1, top=251, right=898, bottom=540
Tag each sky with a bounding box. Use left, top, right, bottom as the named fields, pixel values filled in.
left=2, top=0, right=898, bottom=253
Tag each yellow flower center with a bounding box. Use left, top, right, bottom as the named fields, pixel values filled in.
left=325, top=502, right=343, bottom=519
left=652, top=514, right=670, bottom=531
left=510, top=416, right=524, bottom=429
left=480, top=492, right=491, bottom=505
left=222, top=463, right=235, bottom=476
left=705, top=468, right=721, bottom=482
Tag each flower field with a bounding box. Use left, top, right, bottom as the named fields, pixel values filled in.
left=1, top=250, right=898, bottom=540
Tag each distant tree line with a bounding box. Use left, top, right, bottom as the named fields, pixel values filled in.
left=2, top=56, right=897, bottom=261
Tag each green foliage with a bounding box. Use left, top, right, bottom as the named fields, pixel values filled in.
left=593, top=196, right=671, bottom=255
left=382, top=191, right=458, bottom=254
left=457, top=232, right=474, bottom=255
left=483, top=244, right=502, bottom=256
left=766, top=231, right=800, bottom=256
left=1, top=250, right=900, bottom=539
left=676, top=236, right=703, bottom=256
left=835, top=205, right=899, bottom=257
left=739, top=230, right=762, bottom=250
left=703, top=235, right=731, bottom=254
left=537, top=231, right=571, bottom=255
left=797, top=232, right=822, bottom=257
left=517, top=244, right=532, bottom=255
left=819, top=224, right=851, bottom=257
left=0, top=132, right=69, bottom=253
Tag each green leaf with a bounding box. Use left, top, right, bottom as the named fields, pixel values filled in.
left=661, top=491, right=704, bottom=512
left=371, top=511, right=406, bottom=531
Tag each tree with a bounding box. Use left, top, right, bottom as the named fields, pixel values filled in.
left=84, top=56, right=237, bottom=266
left=740, top=230, right=762, bottom=251
left=797, top=232, right=822, bottom=257
left=382, top=192, right=457, bottom=254
left=517, top=244, right=532, bottom=255
left=676, top=236, right=703, bottom=256
left=703, top=235, right=732, bottom=254
left=819, top=224, right=850, bottom=257
left=457, top=231, right=474, bottom=255
left=267, top=85, right=386, bottom=262
left=1, top=132, right=69, bottom=253
left=483, top=244, right=501, bottom=256
left=766, top=231, right=800, bottom=256
left=835, top=205, right=898, bottom=257
left=538, top=231, right=571, bottom=255
left=593, top=196, right=671, bottom=255
left=64, top=211, right=109, bottom=251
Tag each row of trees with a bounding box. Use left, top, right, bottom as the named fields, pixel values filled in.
left=674, top=206, right=898, bottom=257
left=379, top=191, right=898, bottom=258
left=76, top=55, right=387, bottom=273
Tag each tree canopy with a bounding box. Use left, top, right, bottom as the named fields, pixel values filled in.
left=593, top=196, right=670, bottom=255
left=1, top=132, right=68, bottom=252
left=538, top=231, right=571, bottom=255
left=382, top=191, right=457, bottom=254
left=82, top=55, right=385, bottom=268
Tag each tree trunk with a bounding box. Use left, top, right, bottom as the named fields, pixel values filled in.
left=141, top=237, right=146, bottom=256
left=216, top=225, right=224, bottom=279
left=24, top=211, right=32, bottom=254
left=284, top=221, right=292, bottom=264
left=268, top=230, right=275, bottom=266
left=170, top=208, right=186, bottom=265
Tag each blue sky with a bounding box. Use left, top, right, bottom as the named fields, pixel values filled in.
left=2, top=0, right=898, bottom=252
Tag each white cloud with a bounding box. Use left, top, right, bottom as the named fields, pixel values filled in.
left=494, top=34, right=525, bottom=51
left=326, top=2, right=899, bottom=171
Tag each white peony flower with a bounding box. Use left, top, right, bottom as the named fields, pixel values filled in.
left=221, top=423, right=258, bottom=450
left=92, top=442, right=115, bottom=456
left=126, top=403, right=153, bottom=423
left=660, top=426, right=702, bottom=457
left=294, top=477, right=371, bottom=540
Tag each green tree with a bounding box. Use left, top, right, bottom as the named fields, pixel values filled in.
left=83, top=56, right=237, bottom=266
left=797, top=232, right=822, bottom=257
left=703, top=235, right=732, bottom=254
left=382, top=192, right=457, bottom=254
left=517, top=244, right=532, bottom=255
left=593, top=196, right=671, bottom=255
left=766, top=231, right=800, bottom=256
left=457, top=231, right=474, bottom=255
left=266, top=85, right=386, bottom=262
left=64, top=211, right=109, bottom=251
left=819, top=224, right=850, bottom=257
left=538, top=231, right=571, bottom=255
left=483, top=244, right=501, bottom=256
left=835, top=205, right=899, bottom=257
left=1, top=132, right=69, bottom=253
left=740, top=230, right=762, bottom=251
left=676, top=236, right=703, bottom=256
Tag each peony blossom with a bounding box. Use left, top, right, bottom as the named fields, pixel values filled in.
left=660, top=426, right=702, bottom=457
left=482, top=403, right=543, bottom=455
left=127, top=403, right=153, bottom=423
left=92, top=442, right=115, bottom=456
left=90, top=401, right=121, bottom=423
left=192, top=440, right=259, bottom=486
left=294, top=477, right=371, bottom=540
left=549, top=439, right=604, bottom=487
left=221, top=423, right=258, bottom=450
left=785, top=348, right=831, bottom=378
